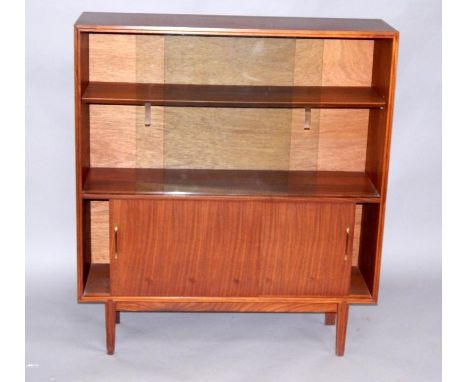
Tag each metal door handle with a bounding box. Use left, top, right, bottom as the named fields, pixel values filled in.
left=344, top=226, right=350, bottom=261
left=114, top=225, right=118, bottom=260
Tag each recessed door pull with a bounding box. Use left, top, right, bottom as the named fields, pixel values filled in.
left=144, top=102, right=151, bottom=126
left=304, top=107, right=311, bottom=130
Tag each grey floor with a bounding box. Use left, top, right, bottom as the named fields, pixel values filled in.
left=26, top=265, right=441, bottom=382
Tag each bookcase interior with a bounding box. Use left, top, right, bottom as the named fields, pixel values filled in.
left=80, top=33, right=391, bottom=301
left=87, top=34, right=375, bottom=172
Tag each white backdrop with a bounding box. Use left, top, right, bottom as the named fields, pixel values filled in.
left=26, top=1, right=441, bottom=381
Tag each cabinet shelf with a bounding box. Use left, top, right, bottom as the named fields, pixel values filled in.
left=82, top=168, right=380, bottom=202
left=83, top=263, right=371, bottom=300
left=82, top=82, right=386, bottom=109
left=84, top=264, right=109, bottom=297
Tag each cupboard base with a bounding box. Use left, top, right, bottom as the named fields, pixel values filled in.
left=104, top=299, right=350, bottom=356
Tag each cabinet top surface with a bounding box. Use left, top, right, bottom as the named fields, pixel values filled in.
left=75, top=12, right=397, bottom=37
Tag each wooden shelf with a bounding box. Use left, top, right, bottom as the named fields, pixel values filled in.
left=82, top=264, right=370, bottom=300
left=349, top=267, right=371, bottom=299
left=82, top=82, right=386, bottom=109
left=82, top=168, right=380, bottom=201
left=84, top=264, right=110, bottom=297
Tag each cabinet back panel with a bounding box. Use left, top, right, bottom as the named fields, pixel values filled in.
left=89, top=34, right=165, bottom=83
left=90, top=201, right=109, bottom=263
left=164, top=36, right=297, bottom=85
left=322, top=39, right=374, bottom=86
left=317, top=109, right=369, bottom=171
left=88, top=35, right=372, bottom=172
left=89, top=105, right=368, bottom=172
left=89, top=105, right=137, bottom=167
left=89, top=105, right=164, bottom=168
left=163, top=107, right=292, bottom=170
left=353, top=205, right=363, bottom=266
left=88, top=34, right=373, bottom=86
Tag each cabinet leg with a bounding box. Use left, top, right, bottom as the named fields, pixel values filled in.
left=335, top=302, right=349, bottom=356
left=116, top=311, right=120, bottom=324
left=325, top=312, right=336, bottom=325
left=105, top=300, right=116, bottom=355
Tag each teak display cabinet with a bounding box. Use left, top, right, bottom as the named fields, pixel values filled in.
left=74, top=12, right=398, bottom=356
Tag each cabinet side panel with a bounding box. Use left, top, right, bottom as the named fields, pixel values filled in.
left=361, top=38, right=398, bottom=299
left=81, top=200, right=91, bottom=293
left=75, top=30, right=89, bottom=297
left=358, top=203, right=380, bottom=295
left=75, top=31, right=90, bottom=187
left=366, top=39, right=395, bottom=193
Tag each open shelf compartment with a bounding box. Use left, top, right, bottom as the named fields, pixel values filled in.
left=83, top=263, right=372, bottom=300
left=84, top=264, right=109, bottom=297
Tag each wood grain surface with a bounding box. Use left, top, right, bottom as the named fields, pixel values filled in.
left=289, top=39, right=323, bottom=170
left=163, top=107, right=292, bottom=170
left=115, top=301, right=337, bottom=313
left=89, top=105, right=164, bottom=168
left=89, top=34, right=165, bottom=83
left=322, top=40, right=374, bottom=87
left=259, top=202, right=354, bottom=296
left=81, top=264, right=371, bottom=302
left=75, top=14, right=399, bottom=357
left=86, top=36, right=376, bottom=173
left=110, top=199, right=263, bottom=297
left=165, top=36, right=295, bottom=85
left=317, top=109, right=369, bottom=171
left=83, top=168, right=380, bottom=200
left=352, top=205, right=363, bottom=265
left=89, top=34, right=136, bottom=82
left=110, top=199, right=354, bottom=297
left=336, top=301, right=349, bottom=356
left=90, top=201, right=109, bottom=263
left=76, top=13, right=398, bottom=38
left=83, top=82, right=385, bottom=108
left=84, top=263, right=109, bottom=296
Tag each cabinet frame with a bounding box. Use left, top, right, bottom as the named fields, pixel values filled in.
left=74, top=12, right=399, bottom=356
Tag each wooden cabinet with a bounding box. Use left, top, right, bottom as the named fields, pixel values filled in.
left=74, top=12, right=399, bottom=356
